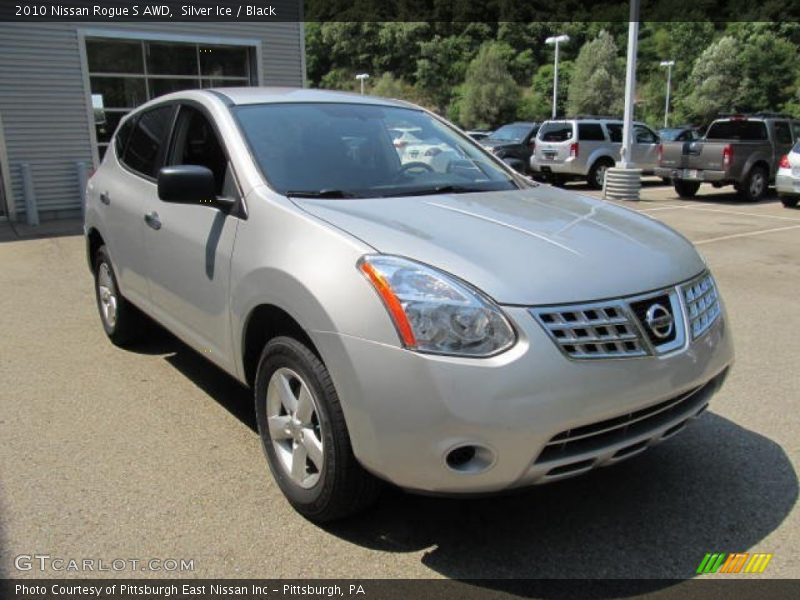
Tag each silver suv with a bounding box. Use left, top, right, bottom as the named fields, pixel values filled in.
left=85, top=89, right=733, bottom=522
left=531, top=117, right=661, bottom=188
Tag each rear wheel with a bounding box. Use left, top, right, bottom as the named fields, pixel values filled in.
left=739, top=167, right=768, bottom=202
left=587, top=158, right=614, bottom=190
left=254, top=336, right=381, bottom=522
left=93, top=245, right=143, bottom=346
left=781, top=195, right=799, bottom=208
left=674, top=180, right=701, bottom=199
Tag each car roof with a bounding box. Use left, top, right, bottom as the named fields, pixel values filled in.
left=208, top=86, right=413, bottom=108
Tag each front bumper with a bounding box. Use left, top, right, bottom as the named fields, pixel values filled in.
left=313, top=297, right=734, bottom=495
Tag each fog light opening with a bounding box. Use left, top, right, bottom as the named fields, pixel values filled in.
left=445, top=444, right=494, bottom=474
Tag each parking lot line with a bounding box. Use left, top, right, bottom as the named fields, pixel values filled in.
left=694, top=223, right=800, bottom=245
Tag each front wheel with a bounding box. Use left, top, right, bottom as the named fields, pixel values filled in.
left=254, top=336, right=381, bottom=522
left=674, top=180, right=701, bottom=198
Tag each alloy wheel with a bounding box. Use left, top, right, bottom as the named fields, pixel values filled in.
left=97, top=263, right=118, bottom=329
left=266, top=367, right=324, bottom=489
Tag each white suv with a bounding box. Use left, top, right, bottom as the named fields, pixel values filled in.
left=530, top=118, right=661, bottom=189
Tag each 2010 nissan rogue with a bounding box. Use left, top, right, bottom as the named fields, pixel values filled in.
left=84, top=88, right=734, bottom=522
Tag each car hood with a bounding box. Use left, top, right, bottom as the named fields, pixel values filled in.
left=295, top=186, right=705, bottom=305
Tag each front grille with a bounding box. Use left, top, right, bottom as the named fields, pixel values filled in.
left=682, top=273, right=721, bottom=339
left=629, top=293, right=677, bottom=346
left=535, top=383, right=708, bottom=464
left=531, top=302, right=646, bottom=359
left=531, top=271, right=719, bottom=360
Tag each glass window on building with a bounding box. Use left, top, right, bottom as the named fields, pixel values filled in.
left=86, top=37, right=255, bottom=159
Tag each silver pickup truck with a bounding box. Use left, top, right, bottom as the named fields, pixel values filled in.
left=655, top=115, right=800, bottom=201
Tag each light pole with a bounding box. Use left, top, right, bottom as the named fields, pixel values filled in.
left=355, top=73, right=370, bottom=95
left=545, top=34, right=569, bottom=119
left=660, top=60, right=675, bottom=128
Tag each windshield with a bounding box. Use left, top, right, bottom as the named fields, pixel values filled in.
left=538, top=122, right=574, bottom=142
left=233, top=103, right=520, bottom=198
left=487, top=124, right=532, bottom=143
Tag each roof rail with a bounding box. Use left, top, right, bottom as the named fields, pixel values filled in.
left=568, top=115, right=622, bottom=120
left=716, top=112, right=795, bottom=120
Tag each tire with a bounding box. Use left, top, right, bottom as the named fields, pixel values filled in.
left=781, top=195, right=799, bottom=208
left=739, top=167, right=768, bottom=202
left=254, top=336, right=381, bottom=522
left=661, top=177, right=672, bottom=185
left=674, top=180, right=701, bottom=198
left=93, top=245, right=143, bottom=346
left=587, top=158, right=613, bottom=190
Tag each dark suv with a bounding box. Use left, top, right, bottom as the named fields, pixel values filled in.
left=480, top=122, right=539, bottom=174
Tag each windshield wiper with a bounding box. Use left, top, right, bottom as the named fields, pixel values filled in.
left=286, top=189, right=359, bottom=199
left=401, top=184, right=487, bottom=197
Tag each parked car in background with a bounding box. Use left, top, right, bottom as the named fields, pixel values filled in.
left=467, top=129, right=492, bottom=141
left=776, top=141, right=800, bottom=208
left=531, top=117, right=661, bottom=189
left=658, top=126, right=702, bottom=142
left=85, top=88, right=733, bottom=522
left=656, top=113, right=800, bottom=201
left=480, top=122, right=539, bottom=173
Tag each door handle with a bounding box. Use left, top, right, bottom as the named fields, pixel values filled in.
left=100, top=192, right=111, bottom=205
left=144, top=211, right=161, bottom=230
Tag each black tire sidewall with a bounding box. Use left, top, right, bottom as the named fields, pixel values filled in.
left=588, top=159, right=612, bottom=190
left=743, top=168, right=767, bottom=202
left=254, top=337, right=339, bottom=512
left=675, top=180, right=700, bottom=198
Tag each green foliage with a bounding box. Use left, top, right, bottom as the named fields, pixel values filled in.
left=305, top=21, right=800, bottom=128
left=566, top=30, right=624, bottom=117
left=458, top=43, right=520, bottom=129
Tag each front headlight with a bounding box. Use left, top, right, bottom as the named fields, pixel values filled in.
left=358, top=255, right=516, bottom=357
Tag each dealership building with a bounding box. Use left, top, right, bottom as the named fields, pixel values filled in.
left=0, top=20, right=306, bottom=222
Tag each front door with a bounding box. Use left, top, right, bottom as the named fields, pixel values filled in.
left=144, top=103, right=240, bottom=372
left=631, top=125, right=660, bottom=171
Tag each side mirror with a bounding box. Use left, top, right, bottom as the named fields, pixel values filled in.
left=157, top=165, right=234, bottom=210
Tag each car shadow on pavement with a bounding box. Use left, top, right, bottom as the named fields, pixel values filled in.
left=324, top=412, right=796, bottom=596
left=127, top=324, right=257, bottom=433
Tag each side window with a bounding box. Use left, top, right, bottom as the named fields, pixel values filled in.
left=634, top=125, right=657, bottom=144
left=122, top=105, right=174, bottom=178
left=774, top=121, right=792, bottom=145
left=168, top=105, right=228, bottom=196
left=114, top=117, right=134, bottom=160
left=606, top=123, right=623, bottom=143
left=577, top=123, right=605, bottom=141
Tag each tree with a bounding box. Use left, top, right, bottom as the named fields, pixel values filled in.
left=677, top=36, right=742, bottom=123
left=458, top=42, right=521, bottom=129
left=566, top=30, right=624, bottom=117
left=518, top=61, right=574, bottom=121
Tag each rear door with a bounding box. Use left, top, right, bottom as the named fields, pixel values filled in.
left=143, top=103, right=241, bottom=371
left=101, top=104, right=175, bottom=308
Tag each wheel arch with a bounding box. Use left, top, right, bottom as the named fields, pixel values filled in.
left=241, top=303, right=321, bottom=388
left=86, top=227, right=105, bottom=272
